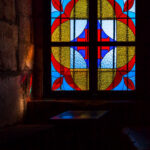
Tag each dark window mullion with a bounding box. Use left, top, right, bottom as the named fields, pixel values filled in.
left=89, top=0, right=97, bottom=93
left=96, top=42, right=136, bottom=46
left=50, top=42, right=89, bottom=46
left=49, top=42, right=136, bottom=47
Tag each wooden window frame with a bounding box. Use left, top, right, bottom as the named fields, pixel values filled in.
left=32, top=0, right=150, bottom=101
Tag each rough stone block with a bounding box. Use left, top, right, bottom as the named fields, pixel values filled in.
left=0, top=0, right=16, bottom=23
left=0, top=21, right=18, bottom=70
left=0, top=1, right=3, bottom=19
left=16, top=0, right=32, bottom=16
left=19, top=16, right=32, bottom=43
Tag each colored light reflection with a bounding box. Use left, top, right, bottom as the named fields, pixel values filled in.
left=50, top=111, right=108, bottom=120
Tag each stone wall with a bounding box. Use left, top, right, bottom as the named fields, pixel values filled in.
left=0, top=0, right=34, bottom=127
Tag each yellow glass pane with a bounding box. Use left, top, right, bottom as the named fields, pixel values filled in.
left=97, top=0, right=114, bottom=18
left=70, top=0, right=89, bottom=18
left=71, top=70, right=89, bottom=90
left=98, top=69, right=116, bottom=90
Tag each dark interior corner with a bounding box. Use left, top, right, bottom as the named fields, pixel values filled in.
left=0, top=0, right=150, bottom=149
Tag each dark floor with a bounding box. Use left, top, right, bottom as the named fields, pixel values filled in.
left=1, top=101, right=150, bottom=150
left=0, top=124, right=135, bottom=150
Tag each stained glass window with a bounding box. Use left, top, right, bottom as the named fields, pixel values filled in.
left=97, top=0, right=136, bottom=42
left=51, top=46, right=89, bottom=90
left=50, top=0, right=136, bottom=92
left=98, top=46, right=135, bottom=90
left=51, top=0, right=89, bottom=91
left=97, top=0, right=136, bottom=91
left=51, top=0, right=89, bottom=42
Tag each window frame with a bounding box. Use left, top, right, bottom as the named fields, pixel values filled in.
left=42, top=0, right=137, bottom=100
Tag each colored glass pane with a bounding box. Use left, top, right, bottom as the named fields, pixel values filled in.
left=97, top=0, right=136, bottom=42
left=50, top=0, right=136, bottom=92
left=51, top=0, right=89, bottom=42
left=97, top=46, right=136, bottom=91
left=51, top=46, right=89, bottom=91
